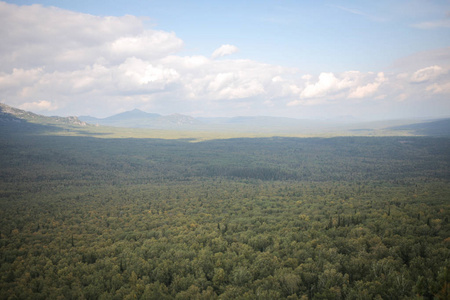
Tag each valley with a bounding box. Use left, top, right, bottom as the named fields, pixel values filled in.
left=0, top=104, right=449, bottom=299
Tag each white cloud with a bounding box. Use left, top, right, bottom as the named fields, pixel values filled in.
left=411, top=65, right=444, bottom=83
left=19, top=100, right=57, bottom=111
left=272, top=76, right=283, bottom=83
left=211, top=44, right=239, bottom=59
left=0, top=2, right=182, bottom=71
left=208, top=73, right=235, bottom=92
left=301, top=74, right=312, bottom=81
left=426, top=82, right=450, bottom=94
left=0, top=2, right=449, bottom=119
left=0, top=68, right=43, bottom=89
left=117, top=57, right=179, bottom=87
left=161, top=55, right=210, bottom=70
left=348, top=72, right=386, bottom=98
left=300, top=73, right=338, bottom=98
left=181, top=59, right=278, bottom=101
left=110, top=31, right=183, bottom=61
left=299, top=71, right=359, bottom=99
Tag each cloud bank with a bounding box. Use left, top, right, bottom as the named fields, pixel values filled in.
left=0, top=2, right=449, bottom=119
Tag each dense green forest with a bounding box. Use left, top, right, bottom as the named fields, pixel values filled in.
left=0, top=124, right=449, bottom=299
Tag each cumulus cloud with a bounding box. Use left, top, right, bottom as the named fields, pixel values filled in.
left=0, top=2, right=449, bottom=119
left=116, top=57, right=179, bottom=88
left=178, top=59, right=284, bottom=101
left=298, top=71, right=361, bottom=100
left=0, top=2, right=183, bottom=71
left=211, top=44, right=239, bottom=59
left=300, top=73, right=338, bottom=98
left=110, top=31, right=183, bottom=61
left=348, top=72, right=386, bottom=99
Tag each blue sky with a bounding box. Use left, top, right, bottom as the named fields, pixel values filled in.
left=1, top=0, right=449, bottom=119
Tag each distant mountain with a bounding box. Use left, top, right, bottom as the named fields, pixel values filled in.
left=80, top=109, right=159, bottom=128
left=79, top=110, right=332, bottom=132
left=0, top=103, right=86, bottom=127
left=103, top=109, right=161, bottom=121
left=79, top=109, right=201, bottom=129
left=78, top=108, right=450, bottom=135
left=2, top=102, right=450, bottom=137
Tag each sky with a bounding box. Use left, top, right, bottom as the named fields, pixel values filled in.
left=1, top=0, right=449, bottom=120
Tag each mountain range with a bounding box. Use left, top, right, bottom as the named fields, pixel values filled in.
left=78, top=109, right=364, bottom=133
left=1, top=103, right=449, bottom=137
left=79, top=108, right=450, bottom=135
left=79, top=109, right=201, bottom=129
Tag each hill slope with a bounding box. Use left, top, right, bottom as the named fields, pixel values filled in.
left=0, top=103, right=86, bottom=127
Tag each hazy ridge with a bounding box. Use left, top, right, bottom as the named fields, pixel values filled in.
left=1, top=103, right=450, bottom=138
left=81, top=107, right=450, bottom=136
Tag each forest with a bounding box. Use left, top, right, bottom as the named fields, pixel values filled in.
left=0, top=124, right=449, bottom=299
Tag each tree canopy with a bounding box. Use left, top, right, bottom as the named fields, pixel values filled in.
left=1, top=130, right=449, bottom=299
